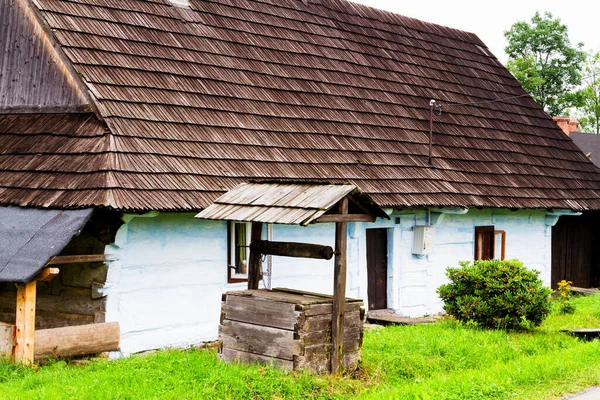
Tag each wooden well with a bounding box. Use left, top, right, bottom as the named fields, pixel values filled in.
left=219, top=288, right=364, bottom=374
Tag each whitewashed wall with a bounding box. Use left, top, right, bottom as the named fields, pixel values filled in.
left=104, top=208, right=553, bottom=355
left=343, top=208, right=553, bottom=317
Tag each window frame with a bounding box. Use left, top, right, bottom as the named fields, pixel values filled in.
left=227, top=221, right=251, bottom=283
left=474, top=225, right=506, bottom=261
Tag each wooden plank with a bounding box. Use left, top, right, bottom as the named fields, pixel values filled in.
left=237, top=290, right=330, bottom=305
left=314, top=214, right=375, bottom=223
left=300, top=302, right=363, bottom=317
left=35, top=267, right=59, bottom=282
left=219, top=347, right=293, bottom=370
left=0, top=322, right=15, bottom=357
left=0, top=105, right=92, bottom=114
left=300, top=311, right=361, bottom=332
left=0, top=291, right=104, bottom=317
left=46, top=254, right=114, bottom=265
left=299, top=325, right=363, bottom=346
left=251, top=240, right=334, bottom=260
left=220, top=320, right=300, bottom=360
left=223, top=295, right=300, bottom=330
left=34, top=322, right=120, bottom=360
left=14, top=281, right=36, bottom=365
left=247, top=222, right=263, bottom=290
left=331, top=197, right=348, bottom=374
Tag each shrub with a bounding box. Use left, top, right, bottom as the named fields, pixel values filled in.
left=437, top=259, right=553, bottom=330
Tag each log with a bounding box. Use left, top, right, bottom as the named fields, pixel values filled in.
left=14, top=281, right=36, bottom=364
left=0, top=322, right=15, bottom=357
left=34, top=322, right=120, bottom=360
left=331, top=197, right=348, bottom=374
left=247, top=222, right=263, bottom=290
left=251, top=240, right=334, bottom=260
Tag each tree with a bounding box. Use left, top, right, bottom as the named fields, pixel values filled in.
left=577, top=52, right=600, bottom=133
left=504, top=12, right=586, bottom=116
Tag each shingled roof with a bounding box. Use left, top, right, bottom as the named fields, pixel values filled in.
left=1, top=0, right=600, bottom=211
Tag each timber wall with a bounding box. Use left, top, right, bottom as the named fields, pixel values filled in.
left=0, top=232, right=108, bottom=329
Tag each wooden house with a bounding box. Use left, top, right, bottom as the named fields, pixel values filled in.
left=2, top=0, right=600, bottom=359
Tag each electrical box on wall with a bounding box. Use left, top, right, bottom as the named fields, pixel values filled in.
left=412, top=225, right=435, bottom=255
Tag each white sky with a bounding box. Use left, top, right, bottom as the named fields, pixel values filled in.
left=350, top=0, right=600, bottom=64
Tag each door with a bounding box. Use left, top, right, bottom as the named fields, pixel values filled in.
left=367, top=228, right=388, bottom=310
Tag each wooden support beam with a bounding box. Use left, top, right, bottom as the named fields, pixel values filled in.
left=46, top=254, right=114, bottom=265
left=34, top=322, right=120, bottom=360
left=251, top=240, right=334, bottom=260
left=247, top=222, right=263, bottom=290
left=14, top=281, right=36, bottom=365
left=35, top=267, right=60, bottom=282
left=314, top=214, right=375, bottom=223
left=331, top=197, right=348, bottom=374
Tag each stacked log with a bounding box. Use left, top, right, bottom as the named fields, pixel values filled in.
left=219, top=288, right=364, bottom=374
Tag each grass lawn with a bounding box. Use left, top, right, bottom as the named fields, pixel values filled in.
left=1, top=294, right=600, bottom=399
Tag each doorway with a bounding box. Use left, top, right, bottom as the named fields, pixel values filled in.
left=366, top=228, right=388, bottom=310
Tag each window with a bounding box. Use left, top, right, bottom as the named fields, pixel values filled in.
left=474, top=226, right=506, bottom=261
left=228, top=221, right=251, bottom=283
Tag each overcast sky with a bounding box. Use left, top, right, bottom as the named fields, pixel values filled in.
left=349, top=1, right=600, bottom=64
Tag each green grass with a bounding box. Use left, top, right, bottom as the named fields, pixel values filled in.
left=1, top=294, right=600, bottom=399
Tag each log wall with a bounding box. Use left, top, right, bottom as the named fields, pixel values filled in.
left=220, top=289, right=364, bottom=374
left=0, top=233, right=108, bottom=329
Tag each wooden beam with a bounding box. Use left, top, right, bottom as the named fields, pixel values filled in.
left=34, top=322, right=120, bottom=360
left=14, top=281, right=36, bottom=365
left=46, top=254, right=113, bottom=265
left=35, top=267, right=60, bottom=282
left=247, top=222, right=263, bottom=290
left=251, top=240, right=334, bottom=260
left=314, top=214, right=375, bottom=223
left=331, top=197, right=348, bottom=374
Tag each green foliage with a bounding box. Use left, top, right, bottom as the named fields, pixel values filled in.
left=576, top=52, right=600, bottom=133
left=437, top=259, right=553, bottom=330
left=505, top=11, right=586, bottom=116
left=2, top=294, right=600, bottom=399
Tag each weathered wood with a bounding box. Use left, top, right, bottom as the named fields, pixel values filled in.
left=219, top=347, right=293, bottom=370
left=331, top=197, right=348, bottom=374
left=571, top=287, right=599, bottom=296
left=223, top=295, right=299, bottom=330
left=0, top=291, right=104, bottom=318
left=220, top=320, right=300, bottom=360
left=314, top=214, right=375, bottom=223
left=46, top=254, right=114, bottom=266
left=34, top=322, right=120, bottom=360
left=251, top=240, right=334, bottom=260
left=0, top=105, right=92, bottom=114
left=219, top=289, right=363, bottom=374
left=247, top=222, right=263, bottom=290
left=568, top=328, right=600, bottom=340
left=300, top=311, right=361, bottom=332
left=300, top=302, right=363, bottom=317
left=0, top=322, right=15, bottom=357
left=14, top=281, right=36, bottom=364
left=35, top=267, right=60, bottom=282
left=91, top=281, right=106, bottom=299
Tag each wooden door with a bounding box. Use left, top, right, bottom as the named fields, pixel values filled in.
left=367, top=229, right=388, bottom=310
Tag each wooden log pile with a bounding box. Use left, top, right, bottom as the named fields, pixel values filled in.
left=219, top=288, right=364, bottom=374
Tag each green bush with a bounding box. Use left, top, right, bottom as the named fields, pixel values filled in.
left=437, top=259, right=553, bottom=330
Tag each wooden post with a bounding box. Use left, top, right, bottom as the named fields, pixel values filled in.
left=248, top=222, right=263, bottom=290
left=331, top=197, right=348, bottom=374
left=14, top=281, right=36, bottom=365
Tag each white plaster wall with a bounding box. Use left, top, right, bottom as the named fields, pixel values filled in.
left=104, top=209, right=553, bottom=355
left=104, top=213, right=229, bottom=355
left=348, top=208, right=552, bottom=317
